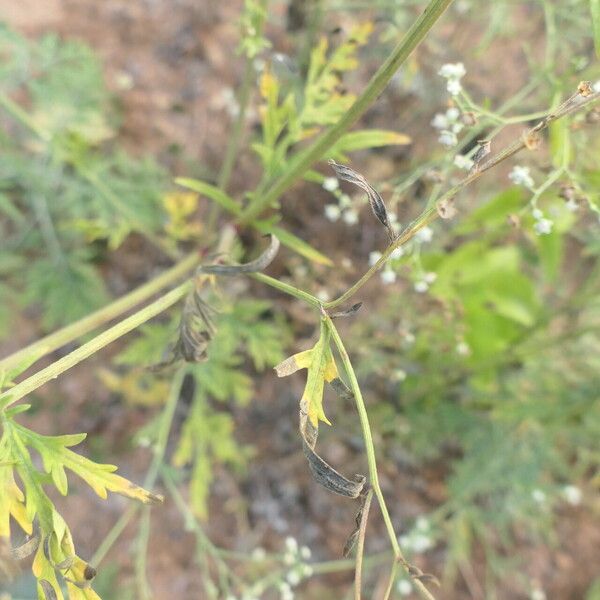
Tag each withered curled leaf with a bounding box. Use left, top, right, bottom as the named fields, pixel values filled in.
left=342, top=487, right=373, bottom=557
left=329, top=302, right=363, bottom=319
left=155, top=235, right=281, bottom=369
left=301, top=410, right=366, bottom=498
left=198, top=234, right=280, bottom=275
left=275, top=322, right=366, bottom=498
left=11, top=533, right=40, bottom=560
left=328, top=160, right=395, bottom=240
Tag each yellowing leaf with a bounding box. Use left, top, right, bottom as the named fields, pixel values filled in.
left=275, top=321, right=339, bottom=427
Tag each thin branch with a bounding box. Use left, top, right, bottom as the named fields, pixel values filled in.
left=326, top=316, right=436, bottom=600
left=324, top=87, right=600, bottom=310
left=238, top=0, right=455, bottom=222
left=0, top=252, right=199, bottom=374
left=0, top=282, right=192, bottom=409
left=354, top=488, right=374, bottom=600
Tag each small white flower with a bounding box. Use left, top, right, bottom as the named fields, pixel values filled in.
left=286, top=569, right=301, bottom=586
left=424, top=272, right=437, bottom=284
left=416, top=226, right=433, bottom=243
left=565, top=198, right=578, bottom=212
left=339, top=193, right=352, bottom=208
left=253, top=57, right=266, bottom=72
left=533, top=218, right=553, bottom=235
left=283, top=552, right=295, bottom=566
left=446, top=107, right=460, bottom=121
left=399, top=534, right=411, bottom=549
left=343, top=209, right=359, bottom=225
left=317, top=289, right=330, bottom=302
left=438, top=130, right=458, bottom=146
left=562, top=485, right=582, bottom=506
left=324, top=204, right=341, bottom=222
left=279, top=583, right=294, bottom=600
left=454, top=154, right=474, bottom=170
left=509, top=165, right=534, bottom=189
left=530, top=588, right=547, bottom=600
left=397, top=580, right=413, bottom=596
left=404, top=332, right=415, bottom=344
left=390, top=247, right=404, bottom=259
left=300, top=564, right=314, bottom=578
left=456, top=341, right=471, bottom=356
left=411, top=534, right=433, bottom=553
left=322, top=177, right=339, bottom=192
left=369, top=251, right=383, bottom=266
left=285, top=537, right=298, bottom=553
left=431, top=113, right=449, bottom=130
left=251, top=547, right=266, bottom=561
left=447, top=78, right=462, bottom=96
left=414, top=280, right=429, bottom=293
left=300, top=546, right=311, bottom=560
left=438, top=62, right=466, bottom=80
left=532, top=489, right=546, bottom=504
left=532, top=207, right=543, bottom=220
left=393, top=369, right=407, bottom=382
left=593, top=81, right=600, bottom=93
left=381, top=269, right=397, bottom=285
left=415, top=517, right=430, bottom=532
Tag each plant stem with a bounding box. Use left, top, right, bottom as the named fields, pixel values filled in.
left=354, top=488, right=373, bottom=600
left=134, top=369, right=185, bottom=599
left=238, top=0, right=455, bottom=223
left=0, top=282, right=191, bottom=410
left=326, top=317, right=436, bottom=600
left=217, top=61, right=255, bottom=194
left=249, top=272, right=321, bottom=307
left=92, top=369, right=185, bottom=567
left=324, top=89, right=600, bottom=310
left=0, top=252, right=199, bottom=374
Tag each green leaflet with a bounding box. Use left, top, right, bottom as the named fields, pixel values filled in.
left=0, top=419, right=161, bottom=599
left=592, top=0, right=600, bottom=58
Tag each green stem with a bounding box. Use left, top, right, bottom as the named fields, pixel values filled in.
left=249, top=272, right=321, bottom=307
left=324, top=90, right=600, bottom=310
left=217, top=60, right=255, bottom=194
left=238, top=0, right=455, bottom=223
left=134, top=369, right=185, bottom=599
left=0, top=282, right=191, bottom=410
left=326, top=317, right=436, bottom=600
left=0, top=252, right=199, bottom=374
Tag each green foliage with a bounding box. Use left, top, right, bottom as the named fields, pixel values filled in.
left=108, top=296, right=288, bottom=518
left=0, top=26, right=170, bottom=334
left=0, top=392, right=159, bottom=599
left=251, top=22, right=411, bottom=182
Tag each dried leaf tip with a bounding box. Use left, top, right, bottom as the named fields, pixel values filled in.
left=578, top=81, right=593, bottom=97
left=328, top=160, right=395, bottom=239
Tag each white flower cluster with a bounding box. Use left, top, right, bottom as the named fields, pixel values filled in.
left=414, top=271, right=437, bottom=293
left=530, top=587, right=547, bottom=600
left=562, top=484, right=582, bottom=506
left=508, top=165, right=535, bottom=189
left=397, top=579, right=413, bottom=597
left=282, top=537, right=313, bottom=593
left=531, top=208, right=553, bottom=236
left=431, top=106, right=463, bottom=147
left=415, top=226, right=433, bottom=244
left=369, top=245, right=405, bottom=285
left=399, top=516, right=434, bottom=554
left=438, top=62, right=466, bottom=96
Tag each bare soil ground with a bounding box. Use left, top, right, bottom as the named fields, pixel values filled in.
left=1, top=1, right=599, bottom=599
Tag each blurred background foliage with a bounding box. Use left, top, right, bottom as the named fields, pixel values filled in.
left=1, top=0, right=600, bottom=598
